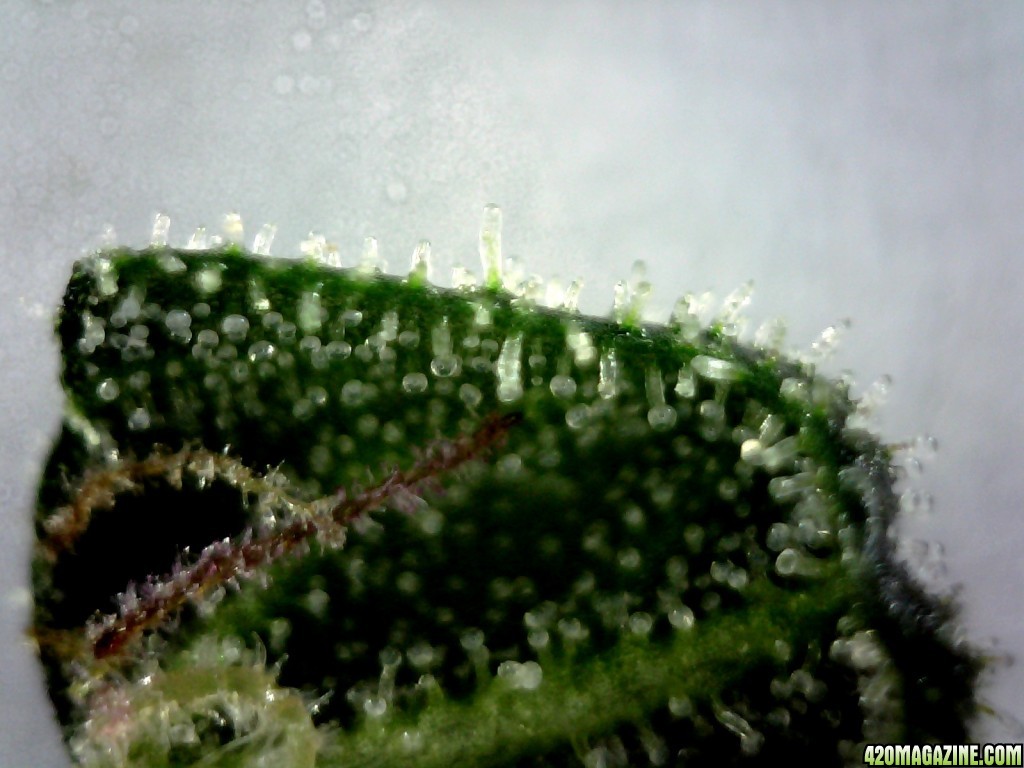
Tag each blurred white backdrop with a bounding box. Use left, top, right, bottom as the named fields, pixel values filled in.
left=2, top=2, right=1021, bottom=764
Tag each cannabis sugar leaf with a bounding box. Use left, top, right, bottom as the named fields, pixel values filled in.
left=33, top=210, right=979, bottom=767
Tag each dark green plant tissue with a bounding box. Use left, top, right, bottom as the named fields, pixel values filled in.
left=33, top=213, right=979, bottom=767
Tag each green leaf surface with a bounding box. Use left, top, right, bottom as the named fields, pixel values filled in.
left=34, top=246, right=979, bottom=767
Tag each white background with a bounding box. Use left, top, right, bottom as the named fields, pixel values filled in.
left=1, top=2, right=1021, bottom=764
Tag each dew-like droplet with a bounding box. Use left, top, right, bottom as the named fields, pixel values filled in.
left=699, top=400, right=726, bottom=440
left=740, top=439, right=764, bottom=464
left=645, top=405, right=674, bottom=431
left=542, top=277, right=566, bottom=310
left=359, top=236, right=382, bottom=274
left=691, top=355, right=741, bottom=382
left=669, top=555, right=692, bottom=584
left=766, top=523, right=792, bottom=552
left=527, top=629, right=550, bottom=650
left=402, top=372, right=429, bottom=394
left=668, top=695, right=694, bottom=718
left=556, top=617, right=588, bottom=643
left=549, top=374, right=577, bottom=400
left=338, top=381, right=365, bottom=408
left=503, top=259, right=526, bottom=300
left=646, top=366, right=677, bottom=431
left=398, top=329, right=420, bottom=349
left=459, top=383, right=482, bottom=408
left=248, top=340, right=276, bottom=363
left=668, top=605, right=695, bottom=631
left=566, top=325, right=597, bottom=367
left=430, top=319, right=461, bottom=378
left=767, top=472, right=815, bottom=502
left=715, top=280, right=753, bottom=337
left=460, top=627, right=485, bottom=652
left=220, top=314, right=249, bottom=343
left=194, top=266, right=223, bottom=294
left=496, top=660, right=543, bottom=690
left=325, top=340, right=351, bottom=361
left=127, top=407, right=151, bottom=431
left=479, top=204, right=503, bottom=290
left=96, top=378, right=119, bottom=401
left=808, top=318, right=851, bottom=362
left=300, top=231, right=326, bottom=263
left=247, top=280, right=270, bottom=312
left=598, top=347, right=619, bottom=399
left=77, top=311, right=106, bottom=354
left=670, top=293, right=706, bottom=342
left=758, top=413, right=785, bottom=446
left=408, top=240, right=431, bottom=285
left=252, top=223, right=277, bottom=256
left=496, top=333, right=524, bottom=403
left=524, top=602, right=556, bottom=630
left=618, top=547, right=642, bottom=571
left=363, top=696, right=387, bottom=718
left=754, top=317, right=787, bottom=352
left=674, top=365, right=696, bottom=399
left=561, top=278, right=583, bottom=312
left=150, top=213, right=170, bottom=246
left=779, top=377, right=809, bottom=403
left=407, top=642, right=436, bottom=670
left=715, top=706, right=764, bottom=756
left=451, top=266, right=477, bottom=291
left=380, top=646, right=402, bottom=668
left=221, top=212, right=244, bottom=244
left=628, top=612, right=653, bottom=636
left=298, top=291, right=323, bottom=333
left=184, top=226, right=208, bottom=250
left=774, top=547, right=823, bottom=578
left=612, top=260, right=652, bottom=327
left=165, top=309, right=192, bottom=335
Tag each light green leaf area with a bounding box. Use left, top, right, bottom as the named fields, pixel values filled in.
left=34, top=246, right=978, bottom=767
